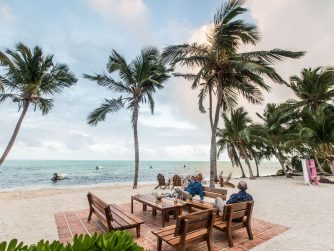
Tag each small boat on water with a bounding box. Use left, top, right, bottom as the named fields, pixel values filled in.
left=51, top=172, right=67, bottom=181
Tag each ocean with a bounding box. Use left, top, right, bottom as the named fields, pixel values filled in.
left=0, top=160, right=280, bottom=190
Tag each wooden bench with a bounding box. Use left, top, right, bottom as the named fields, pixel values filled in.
left=87, top=192, right=144, bottom=237
left=214, top=201, right=254, bottom=247
left=188, top=186, right=227, bottom=212
left=152, top=209, right=216, bottom=251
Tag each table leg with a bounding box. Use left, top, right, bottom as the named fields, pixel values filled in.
left=162, top=211, right=165, bottom=227
left=165, top=211, right=170, bottom=222
left=131, top=198, right=134, bottom=213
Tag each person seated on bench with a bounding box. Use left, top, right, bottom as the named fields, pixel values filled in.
left=175, top=176, right=204, bottom=202
left=215, top=180, right=253, bottom=213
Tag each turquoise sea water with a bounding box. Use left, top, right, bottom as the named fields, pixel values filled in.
left=0, top=160, right=280, bottom=190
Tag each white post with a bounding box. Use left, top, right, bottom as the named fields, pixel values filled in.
left=301, top=159, right=311, bottom=185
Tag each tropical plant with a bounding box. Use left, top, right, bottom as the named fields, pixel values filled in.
left=256, top=103, right=298, bottom=177
left=0, top=43, right=77, bottom=166
left=286, top=67, right=334, bottom=112
left=217, top=128, right=246, bottom=178
left=0, top=231, right=145, bottom=251
left=217, top=107, right=256, bottom=179
left=84, top=46, right=171, bottom=188
left=162, top=0, right=304, bottom=186
left=297, top=105, right=334, bottom=174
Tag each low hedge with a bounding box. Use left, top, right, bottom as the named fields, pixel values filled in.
left=0, top=231, right=146, bottom=251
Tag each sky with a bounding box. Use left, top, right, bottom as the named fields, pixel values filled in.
left=0, top=0, right=333, bottom=161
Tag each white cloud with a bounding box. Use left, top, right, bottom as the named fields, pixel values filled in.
left=86, top=0, right=149, bottom=40
left=0, top=4, right=15, bottom=22
left=140, top=105, right=195, bottom=130
left=87, top=0, right=147, bottom=20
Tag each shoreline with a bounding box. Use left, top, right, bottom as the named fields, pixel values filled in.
left=0, top=174, right=286, bottom=192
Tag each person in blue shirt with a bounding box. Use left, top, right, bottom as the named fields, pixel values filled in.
left=226, top=180, right=253, bottom=204
left=175, top=176, right=204, bottom=201
left=214, top=181, right=253, bottom=214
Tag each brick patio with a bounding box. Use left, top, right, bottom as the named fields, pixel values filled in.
left=55, top=202, right=288, bottom=251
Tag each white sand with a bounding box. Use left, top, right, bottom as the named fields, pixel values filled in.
left=0, top=177, right=333, bottom=250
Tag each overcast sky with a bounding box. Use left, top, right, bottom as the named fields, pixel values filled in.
left=0, top=0, right=333, bottom=161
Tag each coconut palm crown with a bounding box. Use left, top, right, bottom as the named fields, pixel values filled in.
left=0, top=42, right=77, bottom=166
left=286, top=67, right=334, bottom=112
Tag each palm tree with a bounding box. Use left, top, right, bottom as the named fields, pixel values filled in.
left=0, top=43, right=77, bottom=166
left=84, top=46, right=171, bottom=189
left=217, top=128, right=246, bottom=178
left=286, top=67, right=334, bottom=112
left=162, top=0, right=304, bottom=187
left=298, top=105, right=334, bottom=174
left=217, top=107, right=256, bottom=179
left=256, top=104, right=297, bottom=177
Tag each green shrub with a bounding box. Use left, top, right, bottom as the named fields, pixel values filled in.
left=0, top=231, right=146, bottom=251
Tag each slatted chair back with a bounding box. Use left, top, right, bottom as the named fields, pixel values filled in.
left=174, top=209, right=216, bottom=247
left=203, top=186, right=227, bottom=200
left=223, top=201, right=254, bottom=224
left=172, top=174, right=182, bottom=187
left=87, top=192, right=113, bottom=230
left=157, top=173, right=166, bottom=185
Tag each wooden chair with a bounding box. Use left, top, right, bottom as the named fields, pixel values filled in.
left=171, top=174, right=182, bottom=189
left=214, top=201, right=254, bottom=247
left=155, top=173, right=170, bottom=189
left=152, top=209, right=216, bottom=251
left=87, top=192, right=144, bottom=237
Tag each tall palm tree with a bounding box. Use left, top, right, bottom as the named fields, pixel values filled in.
left=256, top=103, right=297, bottom=177
left=0, top=43, right=77, bottom=166
left=84, top=47, right=171, bottom=189
left=286, top=67, right=334, bottom=112
left=217, top=107, right=256, bottom=179
left=162, top=0, right=304, bottom=186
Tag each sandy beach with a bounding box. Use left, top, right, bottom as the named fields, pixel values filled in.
left=0, top=177, right=333, bottom=251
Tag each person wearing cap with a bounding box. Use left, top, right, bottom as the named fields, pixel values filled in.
left=175, top=175, right=204, bottom=202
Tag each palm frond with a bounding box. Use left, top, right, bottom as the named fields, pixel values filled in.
left=87, top=97, right=124, bottom=126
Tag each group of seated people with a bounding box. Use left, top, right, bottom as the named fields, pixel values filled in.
left=175, top=175, right=253, bottom=213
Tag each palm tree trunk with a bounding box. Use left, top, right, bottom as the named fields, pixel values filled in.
left=0, top=102, right=29, bottom=166
left=209, top=86, right=223, bottom=187
left=276, top=151, right=289, bottom=177
left=326, top=158, right=334, bottom=174
left=132, top=105, right=140, bottom=189
left=236, top=157, right=246, bottom=178
left=314, top=154, right=329, bottom=174
left=255, top=158, right=260, bottom=177
left=240, top=147, right=255, bottom=179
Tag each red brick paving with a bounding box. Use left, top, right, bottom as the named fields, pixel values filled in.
left=55, top=202, right=288, bottom=250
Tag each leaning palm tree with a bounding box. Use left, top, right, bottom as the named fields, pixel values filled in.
left=217, top=129, right=246, bottom=178
left=162, top=0, right=304, bottom=186
left=286, top=67, right=334, bottom=112
left=0, top=43, right=77, bottom=166
left=217, top=107, right=256, bottom=179
left=84, top=47, right=171, bottom=189
left=256, top=103, right=297, bottom=177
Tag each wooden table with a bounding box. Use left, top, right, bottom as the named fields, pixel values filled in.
left=131, top=194, right=186, bottom=227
